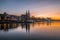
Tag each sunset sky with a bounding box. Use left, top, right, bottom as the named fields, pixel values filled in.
left=0, top=0, right=60, bottom=19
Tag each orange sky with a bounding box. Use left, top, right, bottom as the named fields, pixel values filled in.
left=0, top=0, right=60, bottom=20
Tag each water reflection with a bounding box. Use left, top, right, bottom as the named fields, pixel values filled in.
left=0, top=23, right=31, bottom=32
left=20, top=23, right=30, bottom=32
left=0, top=23, right=18, bottom=31
left=0, top=21, right=58, bottom=32
left=0, top=22, right=60, bottom=40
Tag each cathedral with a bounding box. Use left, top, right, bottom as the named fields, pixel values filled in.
left=21, top=10, right=30, bottom=22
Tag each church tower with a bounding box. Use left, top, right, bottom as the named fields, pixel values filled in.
left=28, top=10, right=30, bottom=18
left=26, top=10, right=30, bottom=20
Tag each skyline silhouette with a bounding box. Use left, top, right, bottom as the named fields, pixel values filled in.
left=0, top=11, right=60, bottom=20
left=0, top=0, right=60, bottom=20
left=0, top=0, right=60, bottom=40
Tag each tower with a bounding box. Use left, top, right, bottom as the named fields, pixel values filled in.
left=26, top=10, right=30, bottom=20
left=28, top=10, right=30, bottom=18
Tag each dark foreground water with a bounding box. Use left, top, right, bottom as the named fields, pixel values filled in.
left=0, top=22, right=60, bottom=40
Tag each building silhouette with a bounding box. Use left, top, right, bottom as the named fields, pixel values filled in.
left=21, top=10, right=30, bottom=22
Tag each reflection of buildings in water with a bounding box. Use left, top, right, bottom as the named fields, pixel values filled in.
left=0, top=23, right=30, bottom=32
left=20, top=23, right=30, bottom=32
left=33, top=22, right=52, bottom=27
left=46, top=21, right=51, bottom=26
left=0, top=23, right=19, bottom=32
left=0, top=22, right=53, bottom=32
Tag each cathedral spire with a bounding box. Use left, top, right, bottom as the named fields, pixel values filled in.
left=26, top=10, right=30, bottom=14
left=28, top=10, right=30, bottom=14
left=26, top=10, right=30, bottom=19
left=26, top=10, right=27, bottom=14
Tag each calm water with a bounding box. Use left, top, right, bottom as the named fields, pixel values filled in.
left=0, top=22, right=60, bottom=40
